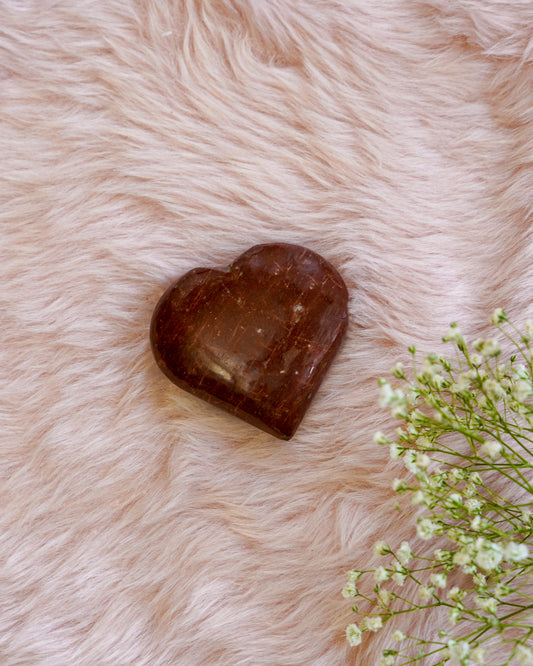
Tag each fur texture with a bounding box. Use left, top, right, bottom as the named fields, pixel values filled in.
left=1, top=0, right=532, bottom=663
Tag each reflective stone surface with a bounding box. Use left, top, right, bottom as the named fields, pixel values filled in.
left=150, top=243, right=349, bottom=439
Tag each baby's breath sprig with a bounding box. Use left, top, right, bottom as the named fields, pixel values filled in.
left=344, top=310, right=533, bottom=665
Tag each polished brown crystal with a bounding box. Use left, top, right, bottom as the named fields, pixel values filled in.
left=150, top=243, right=349, bottom=439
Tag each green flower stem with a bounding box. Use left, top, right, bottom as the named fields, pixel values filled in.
left=469, top=460, right=531, bottom=494
left=514, top=590, right=533, bottom=603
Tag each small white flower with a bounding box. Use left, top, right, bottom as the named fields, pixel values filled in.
left=451, top=373, right=471, bottom=393
left=391, top=402, right=407, bottom=418
left=474, top=338, right=501, bottom=357
left=410, top=408, right=427, bottom=426
left=475, top=541, right=504, bottom=571
left=448, top=608, right=461, bottom=625
left=496, top=360, right=511, bottom=375
left=513, top=363, right=530, bottom=379
left=403, top=450, right=418, bottom=475
left=380, top=656, right=395, bottom=666
left=415, top=452, right=430, bottom=470
left=471, top=515, right=482, bottom=531
left=391, top=572, right=406, bottom=586
left=446, top=528, right=464, bottom=543
left=373, top=431, right=389, bottom=445
left=396, top=541, right=412, bottom=566
left=378, top=588, right=393, bottom=606
left=346, top=623, right=362, bottom=646
left=363, top=616, right=383, bottom=632
left=389, top=443, right=404, bottom=459
left=516, top=644, right=533, bottom=664
left=471, top=646, right=487, bottom=664
left=379, top=382, right=395, bottom=407
left=392, top=478, right=407, bottom=492
left=504, top=541, right=529, bottom=562
left=434, top=549, right=449, bottom=563
left=483, top=338, right=501, bottom=357
left=373, top=541, right=390, bottom=557
left=398, top=426, right=410, bottom=439
left=452, top=550, right=471, bottom=566
left=392, top=630, right=406, bottom=643
left=342, top=582, right=358, bottom=598
left=464, top=484, right=476, bottom=497
left=447, top=586, right=465, bottom=602
left=512, top=379, right=532, bottom=402
left=473, top=572, right=486, bottom=589
left=474, top=596, right=497, bottom=614
left=447, top=639, right=469, bottom=661
left=480, top=439, right=502, bottom=460
left=449, top=468, right=465, bottom=482
left=427, top=472, right=445, bottom=490
left=393, top=387, right=406, bottom=402
left=500, top=376, right=512, bottom=390
left=391, top=362, right=404, bottom=378
left=482, top=379, right=505, bottom=401
left=521, top=509, right=532, bottom=525
left=464, top=499, right=483, bottom=514
left=524, top=319, right=533, bottom=341
left=390, top=560, right=402, bottom=575
left=416, top=435, right=432, bottom=449
left=379, top=384, right=407, bottom=417
left=493, top=583, right=511, bottom=599
left=347, top=570, right=362, bottom=582
left=374, top=566, right=389, bottom=583
left=419, top=358, right=439, bottom=380
left=417, top=517, right=440, bottom=540
left=446, top=492, right=463, bottom=507
left=407, top=424, right=418, bottom=437
left=434, top=408, right=445, bottom=422
left=406, top=387, right=418, bottom=405
left=431, top=373, right=446, bottom=389
left=411, top=490, right=427, bottom=506
left=470, top=353, right=483, bottom=367
left=446, top=324, right=465, bottom=344
left=418, top=585, right=433, bottom=601
left=490, top=308, right=507, bottom=325
left=469, top=471, right=483, bottom=485
left=430, top=573, right=447, bottom=589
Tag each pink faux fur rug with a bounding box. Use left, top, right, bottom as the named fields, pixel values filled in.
left=2, top=1, right=532, bottom=663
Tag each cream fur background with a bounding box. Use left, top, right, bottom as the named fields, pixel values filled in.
left=1, top=0, right=532, bottom=664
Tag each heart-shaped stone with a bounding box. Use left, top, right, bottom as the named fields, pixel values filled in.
left=150, top=243, right=349, bottom=439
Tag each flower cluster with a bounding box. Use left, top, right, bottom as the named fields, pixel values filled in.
left=344, top=311, right=533, bottom=665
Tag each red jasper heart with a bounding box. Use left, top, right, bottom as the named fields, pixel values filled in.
left=150, top=243, right=349, bottom=439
